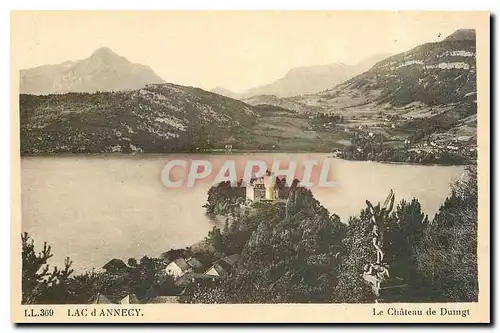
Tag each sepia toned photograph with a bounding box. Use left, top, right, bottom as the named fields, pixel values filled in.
left=10, top=10, right=490, bottom=323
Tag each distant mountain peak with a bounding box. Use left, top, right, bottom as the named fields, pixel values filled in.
left=313, top=32, right=477, bottom=110
left=210, top=86, right=241, bottom=99
left=211, top=86, right=231, bottom=92
left=92, top=46, right=116, bottom=56
left=88, top=46, right=128, bottom=64
left=243, top=54, right=392, bottom=98
left=444, top=29, right=476, bottom=41
left=282, top=63, right=351, bottom=80
left=20, top=48, right=164, bottom=94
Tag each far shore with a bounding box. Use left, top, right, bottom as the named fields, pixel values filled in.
left=19, top=149, right=331, bottom=157
left=20, top=151, right=472, bottom=167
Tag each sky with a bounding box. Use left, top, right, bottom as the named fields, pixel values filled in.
left=11, top=11, right=483, bottom=93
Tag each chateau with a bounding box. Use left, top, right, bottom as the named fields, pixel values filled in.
left=245, top=170, right=291, bottom=203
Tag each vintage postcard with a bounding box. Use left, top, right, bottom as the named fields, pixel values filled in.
left=11, top=11, right=490, bottom=323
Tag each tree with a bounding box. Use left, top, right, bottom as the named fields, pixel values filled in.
left=42, top=257, right=74, bottom=304
left=416, top=165, right=478, bottom=302
left=128, top=258, right=138, bottom=267
left=189, top=188, right=345, bottom=303
left=384, top=198, right=429, bottom=301
left=162, top=249, right=188, bottom=262
left=203, top=181, right=245, bottom=217
left=129, top=256, right=167, bottom=299
left=66, top=270, right=104, bottom=304
left=333, top=210, right=376, bottom=303
left=205, top=227, right=224, bottom=254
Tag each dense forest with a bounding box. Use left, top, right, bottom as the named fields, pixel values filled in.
left=21, top=166, right=478, bottom=304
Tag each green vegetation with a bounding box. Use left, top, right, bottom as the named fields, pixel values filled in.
left=20, top=88, right=476, bottom=163
left=342, top=40, right=476, bottom=108
left=20, top=32, right=477, bottom=164
left=186, top=166, right=478, bottom=303
left=203, top=180, right=246, bottom=217
left=21, top=235, right=173, bottom=304
left=21, top=232, right=73, bottom=304
left=310, top=112, right=345, bottom=130
left=340, top=144, right=472, bottom=165
left=21, top=167, right=478, bottom=304
left=20, top=84, right=258, bottom=155
left=189, top=186, right=346, bottom=303
left=336, top=124, right=475, bottom=165
left=416, top=165, right=478, bottom=302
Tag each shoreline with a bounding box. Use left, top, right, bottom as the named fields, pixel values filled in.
left=19, top=149, right=331, bottom=157
left=329, top=156, right=472, bottom=167
left=20, top=151, right=473, bottom=167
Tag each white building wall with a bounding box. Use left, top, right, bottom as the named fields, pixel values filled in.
left=263, top=175, right=275, bottom=200
left=165, top=262, right=184, bottom=278
left=246, top=186, right=254, bottom=202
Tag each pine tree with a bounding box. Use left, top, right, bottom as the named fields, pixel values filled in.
left=21, top=232, right=74, bottom=304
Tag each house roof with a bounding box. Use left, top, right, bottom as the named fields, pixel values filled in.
left=92, top=293, right=113, bottom=304
left=214, top=254, right=240, bottom=274
left=168, top=257, right=204, bottom=272
left=186, top=257, right=203, bottom=269
left=220, top=254, right=240, bottom=266
left=205, top=263, right=227, bottom=277
left=102, top=258, right=128, bottom=272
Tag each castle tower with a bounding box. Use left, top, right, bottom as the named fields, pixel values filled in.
left=263, top=170, right=276, bottom=201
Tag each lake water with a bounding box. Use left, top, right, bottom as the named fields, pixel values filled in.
left=21, top=154, right=466, bottom=273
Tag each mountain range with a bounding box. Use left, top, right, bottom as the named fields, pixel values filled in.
left=20, top=47, right=165, bottom=95
left=248, top=30, right=477, bottom=115
left=311, top=29, right=476, bottom=109
left=211, top=53, right=391, bottom=99
left=20, top=83, right=257, bottom=154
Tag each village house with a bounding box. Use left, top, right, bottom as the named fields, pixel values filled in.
left=165, top=257, right=204, bottom=278
left=204, top=263, right=228, bottom=277
left=102, top=258, right=129, bottom=274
